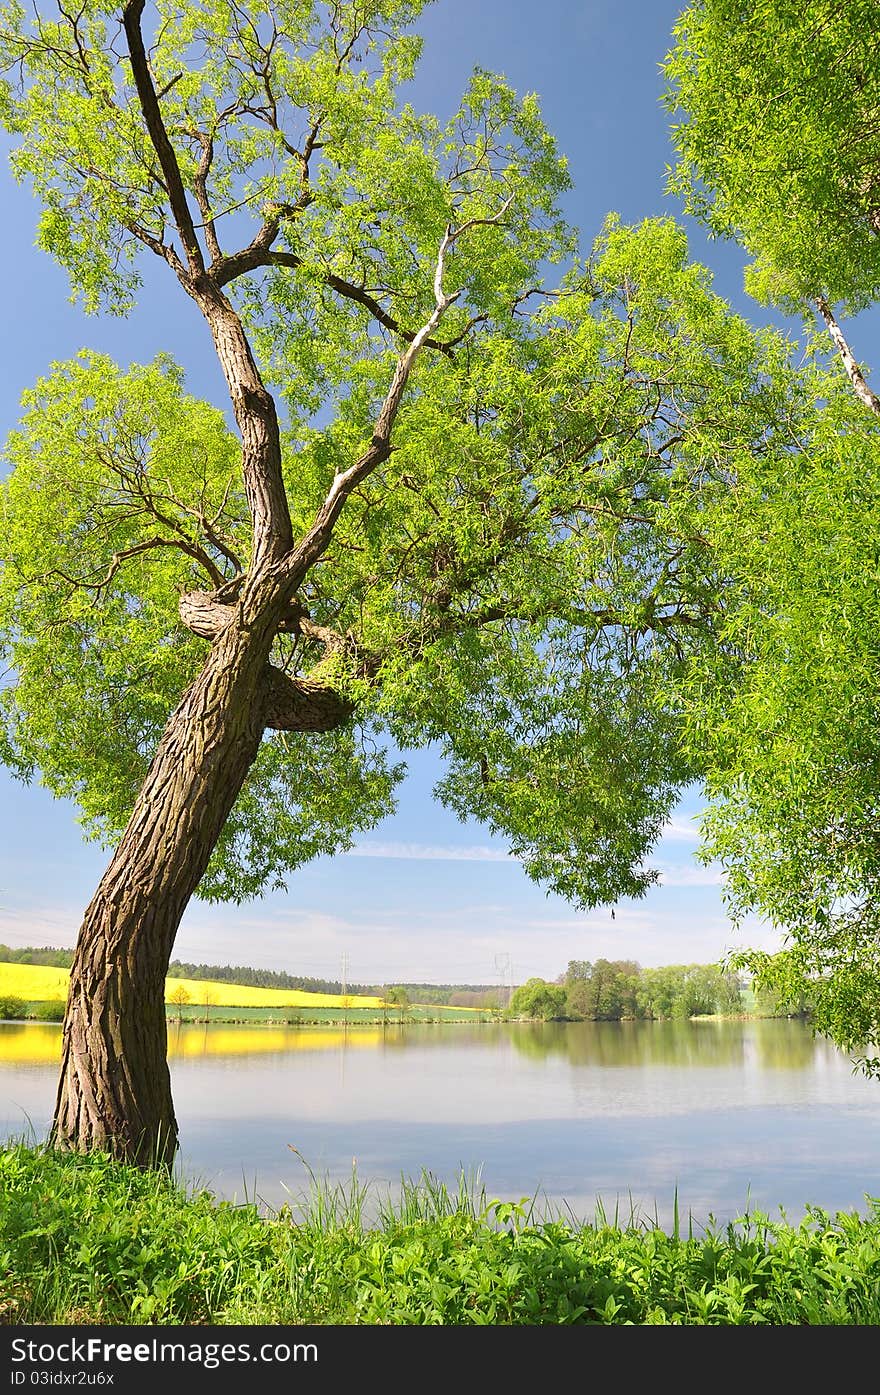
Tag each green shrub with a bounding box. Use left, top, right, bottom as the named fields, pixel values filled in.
left=0, top=995, right=27, bottom=1020
left=33, top=1001, right=66, bottom=1022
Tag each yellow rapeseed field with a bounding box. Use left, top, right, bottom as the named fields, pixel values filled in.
left=0, top=962, right=70, bottom=1003
left=0, top=960, right=384, bottom=1009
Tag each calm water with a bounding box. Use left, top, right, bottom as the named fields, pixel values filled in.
left=2, top=1018, right=880, bottom=1228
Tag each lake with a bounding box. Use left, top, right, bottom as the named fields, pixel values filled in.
left=2, top=1017, right=880, bottom=1229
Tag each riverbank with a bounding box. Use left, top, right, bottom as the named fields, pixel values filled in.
left=2, top=1143, right=879, bottom=1325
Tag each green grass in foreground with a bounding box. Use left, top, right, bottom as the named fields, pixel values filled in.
left=2, top=1144, right=880, bottom=1325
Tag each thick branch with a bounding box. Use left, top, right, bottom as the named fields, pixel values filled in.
left=123, top=0, right=204, bottom=277
left=190, top=127, right=222, bottom=263
left=263, top=667, right=352, bottom=732
left=279, top=229, right=471, bottom=595
left=816, top=295, right=880, bottom=415
left=179, top=590, right=233, bottom=639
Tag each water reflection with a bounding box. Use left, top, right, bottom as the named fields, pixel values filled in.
left=0, top=1024, right=61, bottom=1065
left=509, top=1019, right=818, bottom=1071
left=0, top=1021, right=394, bottom=1066
left=0, top=1017, right=844, bottom=1071
left=2, top=1018, right=878, bottom=1227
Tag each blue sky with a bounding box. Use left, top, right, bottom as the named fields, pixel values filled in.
left=0, top=0, right=791, bottom=987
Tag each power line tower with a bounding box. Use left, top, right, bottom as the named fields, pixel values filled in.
left=341, top=951, right=350, bottom=1027
left=494, top=952, right=513, bottom=1009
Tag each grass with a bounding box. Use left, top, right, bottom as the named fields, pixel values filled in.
left=2, top=1143, right=880, bottom=1325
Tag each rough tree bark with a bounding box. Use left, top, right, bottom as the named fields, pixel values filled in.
left=52, top=575, right=347, bottom=1165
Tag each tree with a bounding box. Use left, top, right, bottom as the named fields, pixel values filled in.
left=563, top=958, right=642, bottom=1020
left=0, top=0, right=800, bottom=1164
left=168, top=985, right=190, bottom=1024
left=510, top=978, right=566, bottom=1021
left=383, top=986, right=411, bottom=1023
left=666, top=0, right=880, bottom=412
left=667, top=0, right=880, bottom=1060
left=674, top=379, right=880, bottom=1053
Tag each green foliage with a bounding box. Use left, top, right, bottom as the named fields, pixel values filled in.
left=666, top=0, right=880, bottom=312
left=509, top=978, right=566, bottom=1021
left=0, top=353, right=241, bottom=828
left=31, top=1000, right=66, bottom=1022
left=638, top=964, right=744, bottom=1021
left=559, top=959, right=744, bottom=1021
left=675, top=373, right=880, bottom=1053
left=383, top=986, right=410, bottom=1009
left=0, top=995, right=26, bottom=1019
left=0, top=0, right=845, bottom=1067
left=0, top=0, right=810, bottom=912
left=3, top=1144, right=880, bottom=1324
left=0, top=944, right=73, bottom=967
left=564, top=958, right=641, bottom=1020
left=666, top=3, right=880, bottom=1057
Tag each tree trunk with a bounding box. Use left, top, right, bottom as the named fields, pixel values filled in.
left=52, top=587, right=282, bottom=1166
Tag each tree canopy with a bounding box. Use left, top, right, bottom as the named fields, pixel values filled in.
left=668, top=0, right=880, bottom=1061
left=666, top=0, right=880, bottom=315
left=0, top=0, right=809, bottom=913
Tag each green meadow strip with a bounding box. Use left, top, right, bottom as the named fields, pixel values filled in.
left=2, top=1144, right=880, bottom=1325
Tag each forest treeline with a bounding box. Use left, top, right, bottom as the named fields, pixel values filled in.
left=510, top=959, right=800, bottom=1022
left=0, top=945, right=797, bottom=1018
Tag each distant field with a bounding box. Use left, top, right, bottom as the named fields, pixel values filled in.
left=0, top=961, right=384, bottom=1009
left=0, top=960, right=486, bottom=1017
left=0, top=962, right=69, bottom=1003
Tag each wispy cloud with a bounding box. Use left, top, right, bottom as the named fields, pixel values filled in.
left=660, top=817, right=703, bottom=842
left=346, top=841, right=519, bottom=863
left=655, top=863, right=723, bottom=888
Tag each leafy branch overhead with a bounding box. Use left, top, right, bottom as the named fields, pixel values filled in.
left=667, top=0, right=880, bottom=1057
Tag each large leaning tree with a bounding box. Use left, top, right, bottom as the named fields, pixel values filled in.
left=667, top=0, right=880, bottom=1059
left=0, top=0, right=802, bottom=1164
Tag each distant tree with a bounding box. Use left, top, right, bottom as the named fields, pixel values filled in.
left=510, top=979, right=566, bottom=1021
left=564, top=979, right=594, bottom=1021
left=168, top=985, right=190, bottom=1024
left=564, top=960, right=593, bottom=984
left=563, top=959, right=642, bottom=1021
left=384, top=986, right=411, bottom=1023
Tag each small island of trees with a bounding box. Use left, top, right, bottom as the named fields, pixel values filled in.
left=509, top=959, right=795, bottom=1023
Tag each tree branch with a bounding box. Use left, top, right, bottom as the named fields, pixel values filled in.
left=188, top=127, right=222, bottom=263
left=263, top=666, right=353, bottom=732
left=816, top=295, right=880, bottom=415
left=122, top=0, right=204, bottom=278
left=271, top=221, right=483, bottom=598
left=178, top=589, right=234, bottom=639
left=213, top=241, right=456, bottom=356
left=55, top=535, right=222, bottom=597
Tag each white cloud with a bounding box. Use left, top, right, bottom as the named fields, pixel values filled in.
left=346, top=841, right=519, bottom=863
left=660, top=817, right=703, bottom=842
left=654, top=863, right=724, bottom=888
left=0, top=904, right=80, bottom=947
